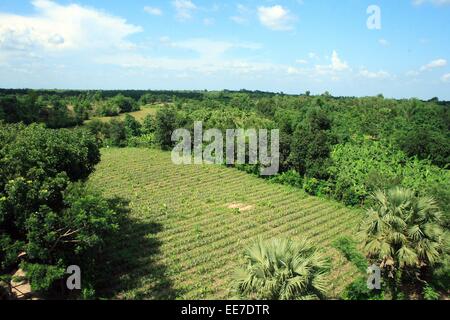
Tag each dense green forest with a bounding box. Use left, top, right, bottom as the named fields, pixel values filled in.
left=0, top=89, right=449, bottom=300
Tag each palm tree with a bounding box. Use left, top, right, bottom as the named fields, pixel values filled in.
left=360, top=187, right=445, bottom=298
left=233, top=238, right=330, bottom=300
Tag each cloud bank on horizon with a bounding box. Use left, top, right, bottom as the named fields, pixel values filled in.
left=0, top=0, right=449, bottom=99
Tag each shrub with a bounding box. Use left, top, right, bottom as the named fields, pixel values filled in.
left=21, top=262, right=66, bottom=293
left=0, top=123, right=120, bottom=297
left=127, top=134, right=155, bottom=148
left=96, top=101, right=120, bottom=117
left=431, top=253, right=450, bottom=292
left=270, top=170, right=303, bottom=188
left=109, top=94, right=139, bottom=113
left=342, top=276, right=384, bottom=300
left=303, top=178, right=332, bottom=197
left=105, top=119, right=127, bottom=147
left=328, top=140, right=450, bottom=209
left=235, top=163, right=260, bottom=176
left=155, top=107, right=178, bottom=150
left=142, top=114, right=156, bottom=134
left=303, top=177, right=321, bottom=196
left=422, top=284, right=440, bottom=300
left=124, top=114, right=142, bottom=138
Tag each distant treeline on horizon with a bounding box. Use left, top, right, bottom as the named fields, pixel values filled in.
left=0, top=88, right=448, bottom=104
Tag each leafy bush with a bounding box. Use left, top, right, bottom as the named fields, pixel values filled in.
left=342, top=276, right=384, bottom=300
left=21, top=262, right=66, bottom=292
left=108, top=94, right=139, bottom=114
left=328, top=139, right=450, bottom=209
left=422, top=284, right=440, bottom=300
left=431, top=253, right=450, bottom=292
left=142, top=114, right=156, bottom=134
left=96, top=101, right=120, bottom=117
left=235, top=163, right=260, bottom=176
left=105, top=119, right=127, bottom=147
left=87, top=117, right=150, bottom=148
left=270, top=170, right=303, bottom=188
left=155, top=107, right=178, bottom=150
left=303, top=177, right=321, bottom=196
left=0, top=123, right=120, bottom=297
left=124, top=114, right=142, bottom=138
left=127, top=134, right=155, bottom=148
left=301, top=178, right=331, bottom=197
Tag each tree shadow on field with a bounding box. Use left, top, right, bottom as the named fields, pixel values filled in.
left=95, top=197, right=179, bottom=300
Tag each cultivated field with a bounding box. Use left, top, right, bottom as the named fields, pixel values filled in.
left=89, top=148, right=363, bottom=299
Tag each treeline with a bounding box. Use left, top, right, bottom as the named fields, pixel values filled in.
left=0, top=89, right=292, bottom=129
left=0, top=89, right=207, bottom=101
left=131, top=95, right=449, bottom=217
left=0, top=91, right=171, bottom=129
left=85, top=93, right=449, bottom=223
left=86, top=114, right=155, bottom=148
left=0, top=91, right=144, bottom=128
left=2, top=90, right=448, bottom=210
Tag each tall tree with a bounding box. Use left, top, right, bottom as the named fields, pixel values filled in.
left=361, top=187, right=445, bottom=298
left=124, top=114, right=142, bottom=138
left=289, top=109, right=335, bottom=179
left=155, top=107, right=178, bottom=150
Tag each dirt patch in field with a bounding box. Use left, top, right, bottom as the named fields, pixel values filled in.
left=227, top=203, right=254, bottom=212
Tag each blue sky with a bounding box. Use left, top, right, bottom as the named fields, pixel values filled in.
left=0, top=0, right=450, bottom=99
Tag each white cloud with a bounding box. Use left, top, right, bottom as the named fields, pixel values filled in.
left=0, top=0, right=142, bottom=52
left=287, top=66, right=302, bottom=75
left=420, top=58, right=447, bottom=71
left=314, top=51, right=350, bottom=79
left=0, top=2, right=400, bottom=91
left=98, top=36, right=284, bottom=77
left=330, top=51, right=349, bottom=71
left=442, top=73, right=450, bottom=82
left=359, top=68, right=392, bottom=79
left=172, top=0, right=197, bottom=21
left=159, top=37, right=261, bottom=60
left=144, top=6, right=163, bottom=16
left=100, top=53, right=284, bottom=77
left=257, top=5, right=296, bottom=31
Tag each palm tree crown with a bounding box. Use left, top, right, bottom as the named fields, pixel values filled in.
left=361, top=187, right=445, bottom=275
left=233, top=238, right=330, bottom=300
